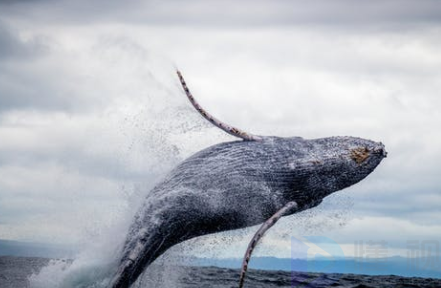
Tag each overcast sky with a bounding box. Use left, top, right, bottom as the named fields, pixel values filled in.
left=0, top=0, right=440, bottom=261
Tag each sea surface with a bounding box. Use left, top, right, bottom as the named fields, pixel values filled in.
left=1, top=256, right=441, bottom=288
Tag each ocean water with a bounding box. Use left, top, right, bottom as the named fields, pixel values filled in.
left=2, top=256, right=441, bottom=288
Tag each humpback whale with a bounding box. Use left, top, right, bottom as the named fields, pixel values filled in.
left=109, top=71, right=387, bottom=288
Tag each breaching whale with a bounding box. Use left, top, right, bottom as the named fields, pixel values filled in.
left=109, top=71, right=387, bottom=288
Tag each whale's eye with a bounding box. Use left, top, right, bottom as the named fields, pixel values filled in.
left=350, top=147, right=370, bottom=164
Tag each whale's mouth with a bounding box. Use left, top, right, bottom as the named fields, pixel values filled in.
left=373, top=145, right=388, bottom=158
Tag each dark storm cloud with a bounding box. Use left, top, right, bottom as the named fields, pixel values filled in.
left=1, top=0, right=441, bottom=27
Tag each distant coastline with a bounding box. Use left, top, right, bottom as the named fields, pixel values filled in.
left=1, top=239, right=439, bottom=279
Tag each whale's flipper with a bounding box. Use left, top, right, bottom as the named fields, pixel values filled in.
left=238, top=201, right=298, bottom=288
left=176, top=70, right=262, bottom=141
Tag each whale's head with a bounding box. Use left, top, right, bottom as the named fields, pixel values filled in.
left=264, top=136, right=387, bottom=200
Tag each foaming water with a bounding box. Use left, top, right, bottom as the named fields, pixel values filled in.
left=26, top=47, right=223, bottom=287
left=28, top=215, right=127, bottom=288
left=29, top=259, right=113, bottom=288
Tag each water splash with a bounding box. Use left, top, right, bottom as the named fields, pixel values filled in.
left=27, top=42, right=218, bottom=287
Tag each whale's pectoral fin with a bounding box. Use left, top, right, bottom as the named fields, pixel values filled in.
left=238, top=201, right=298, bottom=288
left=176, top=70, right=262, bottom=141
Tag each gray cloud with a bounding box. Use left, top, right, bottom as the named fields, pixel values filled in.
left=1, top=0, right=441, bottom=28
left=0, top=32, right=143, bottom=113
left=0, top=0, right=440, bottom=260
left=0, top=23, right=71, bottom=112
left=0, top=22, right=47, bottom=60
